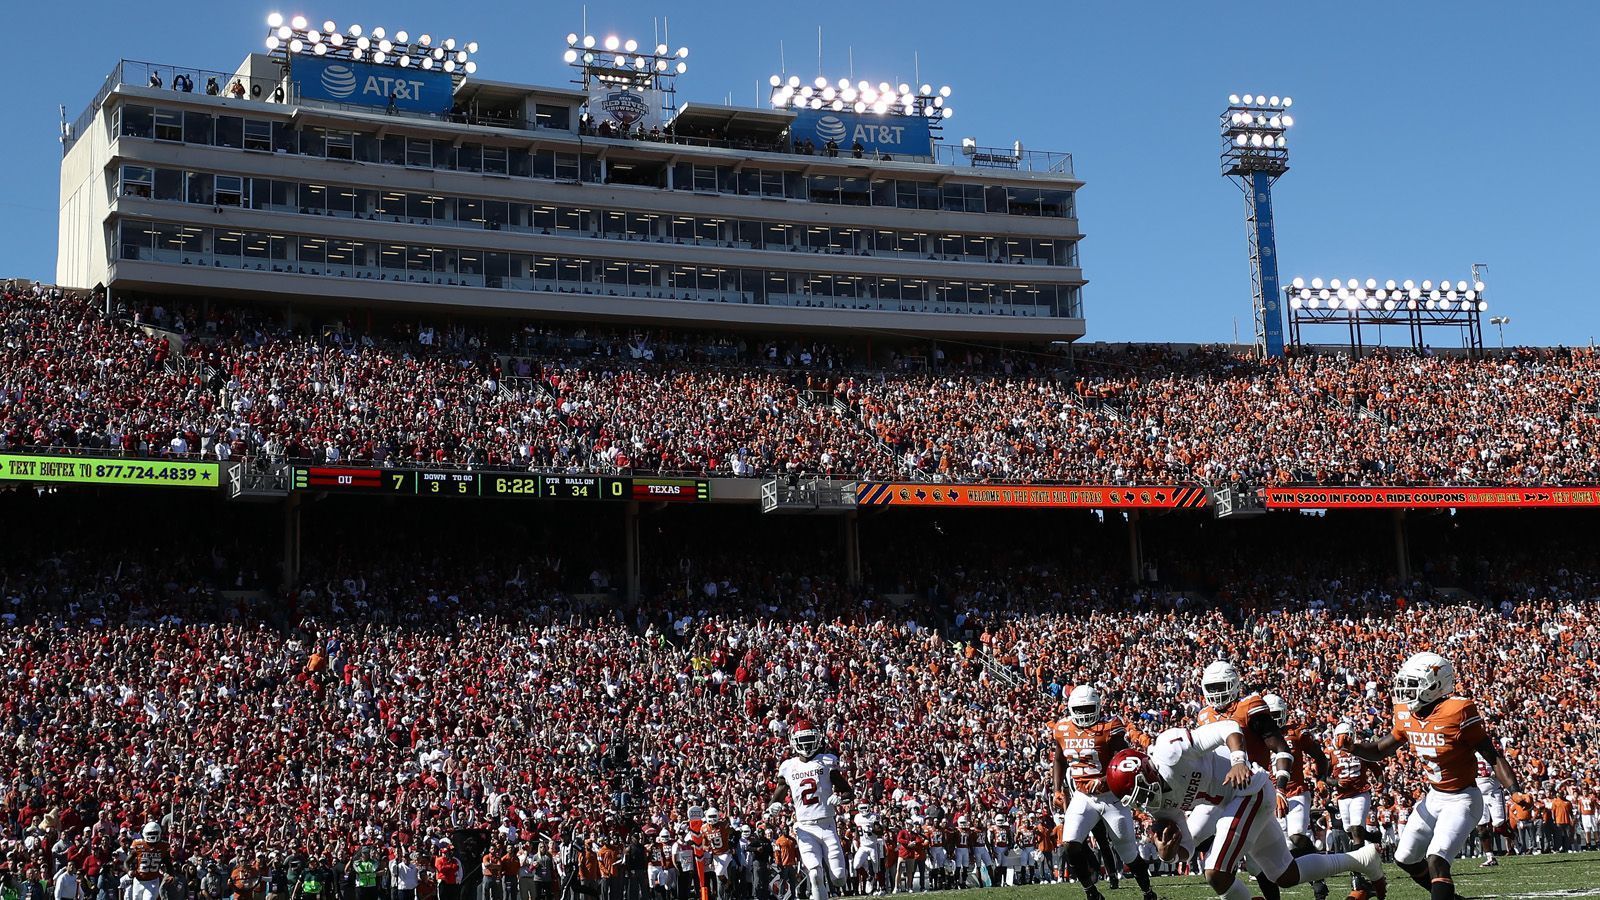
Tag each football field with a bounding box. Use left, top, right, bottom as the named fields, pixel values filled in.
left=959, top=851, right=1600, bottom=899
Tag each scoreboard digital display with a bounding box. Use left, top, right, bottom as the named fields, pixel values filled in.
left=291, top=467, right=709, bottom=502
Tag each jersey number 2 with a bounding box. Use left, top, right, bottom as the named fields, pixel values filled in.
left=800, top=777, right=820, bottom=806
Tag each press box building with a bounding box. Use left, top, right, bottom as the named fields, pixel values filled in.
left=58, top=18, right=1086, bottom=341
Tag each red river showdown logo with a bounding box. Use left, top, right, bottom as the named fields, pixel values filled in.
left=599, top=89, right=649, bottom=127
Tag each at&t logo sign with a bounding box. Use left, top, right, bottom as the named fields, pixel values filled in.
left=816, top=116, right=848, bottom=143
left=812, top=113, right=907, bottom=149
left=320, top=64, right=358, bottom=99
left=306, top=59, right=436, bottom=107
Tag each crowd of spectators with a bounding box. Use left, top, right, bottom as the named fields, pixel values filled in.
left=4, top=282, right=1599, bottom=485
left=1, top=495, right=1597, bottom=898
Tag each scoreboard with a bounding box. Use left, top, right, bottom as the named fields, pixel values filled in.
left=291, top=467, right=709, bottom=502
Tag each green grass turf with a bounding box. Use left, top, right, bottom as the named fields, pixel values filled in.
left=935, top=851, right=1600, bottom=899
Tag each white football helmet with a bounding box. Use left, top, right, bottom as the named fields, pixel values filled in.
left=956, top=815, right=969, bottom=827
left=1333, top=720, right=1354, bottom=742
left=1201, top=660, right=1241, bottom=709
left=789, top=721, right=823, bottom=760
left=1066, top=684, right=1102, bottom=728
left=1394, top=652, right=1454, bottom=707
left=704, top=808, right=722, bottom=826
left=1262, top=693, right=1289, bottom=727
left=142, top=822, right=162, bottom=843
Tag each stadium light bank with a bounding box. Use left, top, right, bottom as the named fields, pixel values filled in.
left=263, top=12, right=479, bottom=76
left=1285, top=275, right=1489, bottom=357
left=1221, top=93, right=1294, bottom=360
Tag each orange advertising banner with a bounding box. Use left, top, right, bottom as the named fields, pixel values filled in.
left=1262, top=487, right=1600, bottom=509
left=855, top=482, right=1209, bottom=509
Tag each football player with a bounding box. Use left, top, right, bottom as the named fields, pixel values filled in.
left=1329, top=721, right=1386, bottom=900
left=850, top=807, right=884, bottom=895
left=1263, top=694, right=1334, bottom=899
left=771, top=720, right=855, bottom=900
left=1107, top=720, right=1384, bottom=900
left=988, top=813, right=1012, bottom=887
left=1198, top=662, right=1297, bottom=900
left=951, top=815, right=978, bottom=888
left=699, top=809, right=734, bottom=900
left=1348, top=652, right=1518, bottom=900
left=1050, top=685, right=1158, bottom=900
left=969, top=814, right=995, bottom=887
left=1578, top=791, right=1598, bottom=853
left=924, top=817, right=951, bottom=890
left=128, top=822, right=171, bottom=900
left=648, top=832, right=677, bottom=900
left=1474, top=753, right=1510, bottom=865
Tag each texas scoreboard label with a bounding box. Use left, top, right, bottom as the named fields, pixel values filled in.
left=0, top=454, right=220, bottom=488
left=291, top=467, right=709, bottom=502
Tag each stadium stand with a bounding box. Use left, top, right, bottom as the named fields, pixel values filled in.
left=0, top=488, right=1596, bottom=899
left=27, top=22, right=1594, bottom=900
left=4, top=283, right=1597, bottom=486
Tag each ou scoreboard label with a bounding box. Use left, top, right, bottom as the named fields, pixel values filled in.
left=293, top=56, right=454, bottom=114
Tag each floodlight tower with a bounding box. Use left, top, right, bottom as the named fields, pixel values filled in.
left=1221, top=94, right=1295, bottom=357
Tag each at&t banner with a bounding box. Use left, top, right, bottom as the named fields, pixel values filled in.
left=790, top=110, right=932, bottom=158
left=293, top=56, right=454, bottom=113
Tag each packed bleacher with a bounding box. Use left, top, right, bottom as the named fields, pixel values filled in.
left=4, top=282, right=1599, bottom=486
left=0, top=493, right=1596, bottom=900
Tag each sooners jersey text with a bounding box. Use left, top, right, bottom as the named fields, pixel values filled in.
left=779, top=753, right=842, bottom=824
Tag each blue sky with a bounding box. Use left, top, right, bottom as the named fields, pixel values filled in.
left=3, top=0, right=1596, bottom=346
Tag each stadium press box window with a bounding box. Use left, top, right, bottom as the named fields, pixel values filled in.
left=115, top=218, right=1082, bottom=318
left=115, top=164, right=1073, bottom=267
left=114, top=103, right=1076, bottom=219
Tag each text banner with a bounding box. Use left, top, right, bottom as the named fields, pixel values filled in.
left=790, top=109, right=932, bottom=158
left=292, top=56, right=454, bottom=113
left=0, top=455, right=221, bottom=489
left=1263, top=487, right=1600, bottom=509
left=856, top=483, right=1209, bottom=509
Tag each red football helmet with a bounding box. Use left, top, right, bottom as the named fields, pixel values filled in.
left=790, top=718, right=823, bottom=759
left=1104, top=748, right=1163, bottom=811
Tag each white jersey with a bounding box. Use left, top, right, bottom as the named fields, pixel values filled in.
left=1146, top=721, right=1245, bottom=813
left=780, top=753, right=841, bottom=824
left=852, top=812, right=880, bottom=836
left=1475, top=755, right=1503, bottom=794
